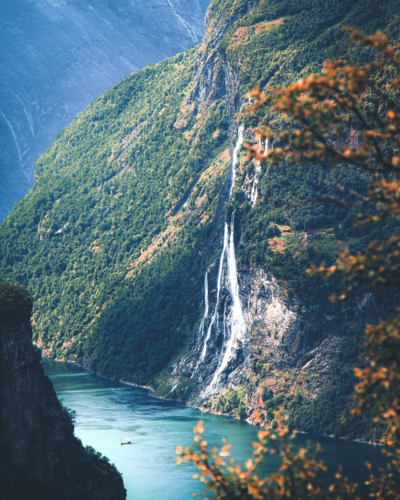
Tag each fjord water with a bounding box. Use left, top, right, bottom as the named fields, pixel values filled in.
left=44, top=359, right=386, bottom=500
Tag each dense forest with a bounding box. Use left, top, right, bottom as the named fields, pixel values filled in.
left=1, top=0, right=399, bottom=441
left=0, top=46, right=231, bottom=383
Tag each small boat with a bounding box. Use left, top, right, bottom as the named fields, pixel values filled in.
left=120, top=437, right=132, bottom=445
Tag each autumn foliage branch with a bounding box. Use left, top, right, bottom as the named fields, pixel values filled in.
left=246, top=27, right=400, bottom=448
left=177, top=416, right=359, bottom=500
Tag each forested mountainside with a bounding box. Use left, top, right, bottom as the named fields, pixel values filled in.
left=0, top=283, right=125, bottom=500
left=1, top=0, right=399, bottom=443
left=0, top=0, right=210, bottom=219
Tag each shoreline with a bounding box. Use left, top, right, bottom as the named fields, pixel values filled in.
left=44, top=355, right=381, bottom=447
left=192, top=404, right=381, bottom=446
left=43, top=355, right=181, bottom=403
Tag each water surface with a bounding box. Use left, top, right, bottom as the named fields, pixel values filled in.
left=44, top=358, right=386, bottom=500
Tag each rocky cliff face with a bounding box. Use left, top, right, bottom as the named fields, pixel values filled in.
left=0, top=283, right=126, bottom=500
left=169, top=0, right=386, bottom=419
left=177, top=245, right=376, bottom=399
left=242, top=267, right=376, bottom=373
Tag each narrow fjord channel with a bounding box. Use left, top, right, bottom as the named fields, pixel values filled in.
left=45, top=358, right=387, bottom=500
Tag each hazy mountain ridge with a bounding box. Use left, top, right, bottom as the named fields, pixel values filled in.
left=0, top=0, right=210, bottom=219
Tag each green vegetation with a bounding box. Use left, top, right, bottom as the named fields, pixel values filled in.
left=0, top=47, right=231, bottom=385
left=214, top=389, right=248, bottom=419
left=0, top=0, right=399, bottom=443
left=0, top=282, right=32, bottom=325
left=235, top=158, right=400, bottom=297
left=287, top=332, right=385, bottom=441
left=219, top=0, right=400, bottom=91
left=222, top=0, right=400, bottom=298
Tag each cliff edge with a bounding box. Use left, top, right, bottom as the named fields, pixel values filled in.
left=0, top=282, right=126, bottom=500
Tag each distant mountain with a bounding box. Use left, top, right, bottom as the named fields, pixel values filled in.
left=0, top=0, right=210, bottom=219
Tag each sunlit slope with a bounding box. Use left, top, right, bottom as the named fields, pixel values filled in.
left=0, top=47, right=230, bottom=384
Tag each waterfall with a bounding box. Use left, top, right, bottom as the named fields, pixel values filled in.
left=229, top=125, right=244, bottom=196
left=199, top=224, right=229, bottom=362
left=203, top=272, right=209, bottom=317
left=206, top=210, right=246, bottom=394
left=197, top=271, right=209, bottom=342
left=250, top=180, right=258, bottom=207
left=250, top=138, right=268, bottom=207
left=193, top=125, right=247, bottom=395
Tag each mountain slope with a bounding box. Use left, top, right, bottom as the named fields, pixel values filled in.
left=1, top=0, right=399, bottom=442
left=0, top=45, right=232, bottom=384
left=0, top=0, right=210, bottom=219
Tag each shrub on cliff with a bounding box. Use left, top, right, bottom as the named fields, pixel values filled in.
left=0, top=281, right=32, bottom=325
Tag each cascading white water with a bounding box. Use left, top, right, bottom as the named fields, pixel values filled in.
left=250, top=182, right=258, bottom=206
left=199, top=224, right=229, bottom=362
left=194, top=125, right=247, bottom=395
left=206, top=209, right=246, bottom=393
left=197, top=271, right=209, bottom=343
left=229, top=125, right=244, bottom=196
left=203, top=272, right=209, bottom=317
left=250, top=138, right=268, bottom=207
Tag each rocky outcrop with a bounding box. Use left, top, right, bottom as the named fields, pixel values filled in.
left=0, top=283, right=126, bottom=500
left=241, top=266, right=374, bottom=372
left=177, top=1, right=252, bottom=144
left=178, top=252, right=376, bottom=400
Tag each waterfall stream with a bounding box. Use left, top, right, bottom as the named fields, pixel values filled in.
left=195, top=271, right=209, bottom=357
left=193, top=125, right=247, bottom=395
left=206, top=209, right=246, bottom=394
left=199, top=225, right=228, bottom=362
left=250, top=138, right=268, bottom=207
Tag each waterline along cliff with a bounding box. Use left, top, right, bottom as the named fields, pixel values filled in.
left=1, top=0, right=400, bottom=443
left=0, top=282, right=126, bottom=500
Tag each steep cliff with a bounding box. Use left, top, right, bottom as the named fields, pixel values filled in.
left=155, top=0, right=399, bottom=442
left=0, top=282, right=126, bottom=500
left=0, top=0, right=399, bottom=443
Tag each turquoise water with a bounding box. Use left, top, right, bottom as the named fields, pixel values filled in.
left=44, top=358, right=386, bottom=499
